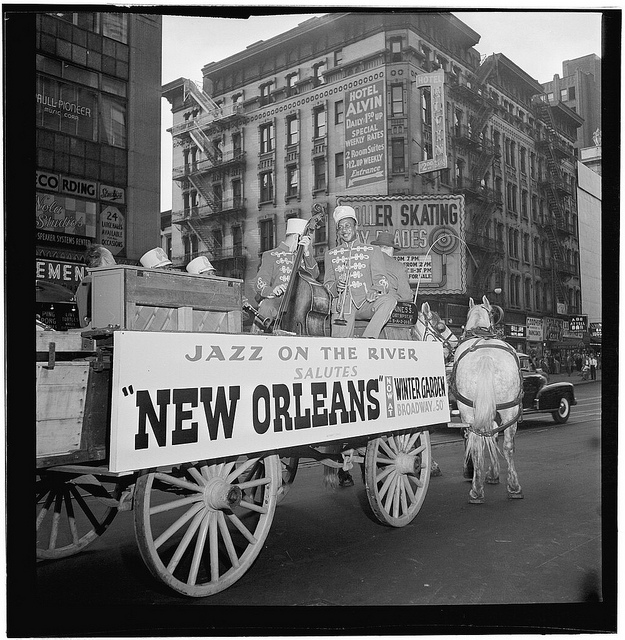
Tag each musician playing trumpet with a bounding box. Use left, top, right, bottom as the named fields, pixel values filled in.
left=323, top=205, right=397, bottom=339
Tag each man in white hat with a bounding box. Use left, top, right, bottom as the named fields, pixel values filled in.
left=371, top=231, right=413, bottom=302
left=252, top=217, right=319, bottom=332
left=140, top=247, right=173, bottom=269
left=324, top=205, right=397, bottom=339
left=186, top=255, right=217, bottom=276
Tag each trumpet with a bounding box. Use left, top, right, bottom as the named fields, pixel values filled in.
left=333, top=269, right=351, bottom=326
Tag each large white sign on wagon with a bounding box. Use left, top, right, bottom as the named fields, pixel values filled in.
left=109, top=332, right=449, bottom=473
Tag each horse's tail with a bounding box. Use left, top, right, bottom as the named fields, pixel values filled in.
left=472, top=354, right=497, bottom=434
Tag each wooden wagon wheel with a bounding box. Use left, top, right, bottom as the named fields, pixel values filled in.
left=36, top=471, right=122, bottom=559
left=133, top=454, right=280, bottom=598
left=276, top=456, right=299, bottom=504
left=364, top=429, right=432, bottom=527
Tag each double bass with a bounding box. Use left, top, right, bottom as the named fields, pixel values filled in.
left=272, top=204, right=331, bottom=337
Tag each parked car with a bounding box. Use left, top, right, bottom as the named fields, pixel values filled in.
left=448, top=352, right=576, bottom=425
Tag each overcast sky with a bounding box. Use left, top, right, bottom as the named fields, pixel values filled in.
left=160, top=8, right=604, bottom=210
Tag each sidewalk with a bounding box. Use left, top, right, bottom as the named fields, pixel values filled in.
left=546, top=369, right=602, bottom=386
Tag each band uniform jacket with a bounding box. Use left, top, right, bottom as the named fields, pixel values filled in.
left=381, top=253, right=413, bottom=302
left=324, top=241, right=389, bottom=310
left=254, top=241, right=320, bottom=298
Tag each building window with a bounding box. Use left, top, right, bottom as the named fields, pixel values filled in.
left=313, top=157, right=326, bottom=191
left=313, top=61, right=326, bottom=85
left=530, top=152, right=536, bottom=178
left=100, top=96, right=126, bottom=148
left=455, top=159, right=464, bottom=188
left=454, top=108, right=463, bottom=137
left=510, top=141, right=516, bottom=168
left=521, top=189, right=528, bottom=218
left=568, top=86, right=576, bottom=100
left=335, top=152, right=344, bottom=177
left=286, top=116, right=299, bottom=146
left=390, top=37, right=403, bottom=62
left=560, top=88, right=568, bottom=101
left=286, top=72, right=298, bottom=96
left=493, top=130, right=501, bottom=155
left=334, top=49, right=343, bottom=66
left=259, top=218, right=274, bottom=253
left=391, top=84, right=404, bottom=116
left=524, top=279, right=532, bottom=309
left=523, top=233, right=530, bottom=262
left=391, top=139, right=405, bottom=173
left=520, top=147, right=526, bottom=173
left=232, top=132, right=242, bottom=157
left=286, top=165, right=298, bottom=197
left=335, top=100, right=344, bottom=125
left=260, top=122, right=274, bottom=153
left=232, top=179, right=242, bottom=207
left=313, top=107, right=326, bottom=139
left=533, top=237, right=540, bottom=264
left=232, top=225, right=242, bottom=257
left=260, top=171, right=274, bottom=202
left=101, top=13, right=128, bottom=43
left=512, top=185, right=518, bottom=213
left=259, top=81, right=273, bottom=105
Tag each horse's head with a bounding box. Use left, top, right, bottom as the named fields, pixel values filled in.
left=414, top=302, right=458, bottom=359
left=464, top=296, right=504, bottom=334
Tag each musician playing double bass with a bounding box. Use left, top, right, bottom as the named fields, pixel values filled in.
left=252, top=217, right=319, bottom=333
left=323, top=205, right=397, bottom=339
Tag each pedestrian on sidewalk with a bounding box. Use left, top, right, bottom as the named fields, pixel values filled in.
left=590, top=353, right=597, bottom=380
left=566, top=353, right=573, bottom=376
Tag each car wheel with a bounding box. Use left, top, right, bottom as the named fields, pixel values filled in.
left=552, top=396, right=571, bottom=424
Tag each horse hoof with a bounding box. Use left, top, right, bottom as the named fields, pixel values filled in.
left=469, top=496, right=484, bottom=504
left=507, top=491, right=524, bottom=500
left=486, top=477, right=500, bottom=484
left=463, top=470, right=473, bottom=479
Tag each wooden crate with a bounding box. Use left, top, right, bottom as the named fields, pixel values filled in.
left=89, top=265, right=243, bottom=333
left=36, top=333, right=110, bottom=469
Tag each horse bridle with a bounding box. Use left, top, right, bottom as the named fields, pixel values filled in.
left=416, top=313, right=457, bottom=355
left=450, top=335, right=524, bottom=437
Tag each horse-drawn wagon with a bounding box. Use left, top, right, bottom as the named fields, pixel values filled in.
left=36, top=262, right=449, bottom=597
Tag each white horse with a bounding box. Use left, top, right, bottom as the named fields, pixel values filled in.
left=450, top=296, right=524, bottom=504
left=412, top=302, right=459, bottom=363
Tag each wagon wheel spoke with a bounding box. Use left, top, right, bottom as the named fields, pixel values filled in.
left=364, top=431, right=432, bottom=528
left=134, top=455, right=279, bottom=598
left=36, top=472, right=121, bottom=560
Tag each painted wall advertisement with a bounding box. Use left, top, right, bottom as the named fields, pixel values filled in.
left=344, top=77, right=387, bottom=191
left=415, top=70, right=448, bottom=174
left=36, top=191, right=97, bottom=239
left=109, top=332, right=449, bottom=473
left=337, top=194, right=466, bottom=295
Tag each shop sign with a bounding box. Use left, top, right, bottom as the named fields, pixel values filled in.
left=36, top=259, right=86, bottom=290
left=36, top=192, right=97, bottom=238
left=505, top=324, right=526, bottom=338
left=337, top=194, right=466, bottom=295
left=36, top=171, right=60, bottom=192
left=556, top=302, right=567, bottom=315
left=415, top=70, right=448, bottom=174
left=526, top=317, right=543, bottom=341
left=344, top=77, right=387, bottom=190
left=98, top=205, right=125, bottom=255
left=109, top=332, right=448, bottom=473
left=562, top=330, right=585, bottom=340
left=37, top=229, right=92, bottom=249
left=100, top=184, right=126, bottom=204
left=589, top=322, right=602, bottom=344
left=545, top=317, right=565, bottom=342
left=60, top=177, right=97, bottom=198
left=569, top=315, right=588, bottom=332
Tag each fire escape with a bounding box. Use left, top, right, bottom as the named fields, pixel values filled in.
left=532, top=96, right=574, bottom=306
left=449, top=70, right=504, bottom=295
left=171, top=80, right=247, bottom=269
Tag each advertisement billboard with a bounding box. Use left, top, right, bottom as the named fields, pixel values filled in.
left=337, top=194, right=466, bottom=294
left=109, top=332, right=449, bottom=473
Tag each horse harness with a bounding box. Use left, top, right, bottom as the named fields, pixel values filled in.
left=449, top=328, right=524, bottom=437
left=415, top=313, right=457, bottom=355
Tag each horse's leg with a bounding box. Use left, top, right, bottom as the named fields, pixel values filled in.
left=502, top=425, right=523, bottom=499
left=465, top=431, right=485, bottom=503
left=485, top=431, right=500, bottom=484
left=462, top=429, right=473, bottom=479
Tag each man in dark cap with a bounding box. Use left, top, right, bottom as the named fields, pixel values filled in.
left=371, top=231, right=413, bottom=303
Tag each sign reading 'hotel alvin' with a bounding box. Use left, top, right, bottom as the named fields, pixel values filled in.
left=415, top=70, right=448, bottom=174
left=344, top=77, right=387, bottom=191
left=337, top=194, right=466, bottom=295
left=109, top=332, right=448, bottom=473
